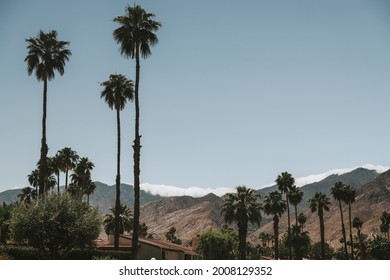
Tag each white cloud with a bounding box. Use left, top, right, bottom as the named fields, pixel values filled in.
left=287, top=164, right=389, bottom=188
left=141, top=183, right=234, bottom=198
left=140, top=164, right=389, bottom=197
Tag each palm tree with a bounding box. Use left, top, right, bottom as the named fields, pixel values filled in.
left=353, top=217, right=366, bottom=259
left=288, top=185, right=303, bottom=226
left=113, top=4, right=161, bottom=258
left=309, top=192, right=331, bottom=260
left=57, top=147, right=79, bottom=189
left=50, top=155, right=62, bottom=194
left=27, top=169, right=40, bottom=194
left=221, top=186, right=262, bottom=260
left=343, top=184, right=356, bottom=259
left=70, top=157, right=94, bottom=190
left=275, top=171, right=295, bottom=259
left=25, top=30, right=71, bottom=196
left=82, top=179, right=96, bottom=205
left=330, top=181, right=348, bottom=259
left=263, top=191, right=287, bottom=259
left=101, top=73, right=134, bottom=249
left=290, top=224, right=311, bottom=259
left=297, top=212, right=307, bottom=233
left=380, top=211, right=390, bottom=241
left=104, top=204, right=133, bottom=238
left=18, top=187, right=37, bottom=204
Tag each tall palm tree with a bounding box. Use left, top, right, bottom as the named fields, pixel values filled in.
left=101, top=73, right=134, bottom=250
left=309, top=192, right=331, bottom=260
left=57, top=147, right=79, bottom=189
left=25, top=30, right=71, bottom=196
left=275, top=171, right=295, bottom=259
left=221, top=186, right=262, bottom=260
left=113, top=5, right=161, bottom=258
left=343, top=184, right=356, bottom=259
left=330, top=181, right=348, bottom=259
left=263, top=191, right=287, bottom=259
left=288, top=185, right=303, bottom=226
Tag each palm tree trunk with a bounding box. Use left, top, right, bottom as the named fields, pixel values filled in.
left=131, top=46, right=141, bottom=259
left=294, top=205, right=298, bottom=227
left=338, top=200, right=348, bottom=259
left=348, top=203, right=354, bottom=260
left=65, top=169, right=69, bottom=190
left=319, top=208, right=326, bottom=260
left=238, top=222, right=247, bottom=260
left=114, top=108, right=121, bottom=250
left=286, top=193, right=292, bottom=260
left=39, top=77, right=48, bottom=196
left=273, top=215, right=279, bottom=260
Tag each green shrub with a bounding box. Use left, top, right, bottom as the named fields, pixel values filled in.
left=9, top=193, right=101, bottom=259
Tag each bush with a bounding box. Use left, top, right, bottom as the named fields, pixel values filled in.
left=9, top=193, right=101, bottom=259
left=195, top=228, right=238, bottom=260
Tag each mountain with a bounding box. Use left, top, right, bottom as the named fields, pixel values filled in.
left=1, top=167, right=388, bottom=248
left=257, top=167, right=379, bottom=209
left=251, top=168, right=390, bottom=248
left=0, top=182, right=162, bottom=213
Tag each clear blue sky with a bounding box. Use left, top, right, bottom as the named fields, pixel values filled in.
left=1, top=0, right=390, bottom=193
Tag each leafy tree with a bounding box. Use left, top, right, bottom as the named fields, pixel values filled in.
left=9, top=193, right=101, bottom=259
left=56, top=147, right=79, bottom=190
left=25, top=30, right=71, bottom=196
left=100, top=73, right=134, bottom=249
left=0, top=204, right=12, bottom=244
left=221, top=186, right=262, bottom=259
left=195, top=228, right=238, bottom=260
left=263, top=191, right=286, bottom=259
left=309, top=192, right=331, bottom=260
left=308, top=242, right=333, bottom=260
left=343, top=184, right=356, bottom=259
left=165, top=227, right=182, bottom=245
left=276, top=172, right=295, bottom=259
left=113, top=4, right=161, bottom=259
left=330, top=181, right=348, bottom=259
left=103, top=204, right=133, bottom=237
left=366, top=235, right=390, bottom=259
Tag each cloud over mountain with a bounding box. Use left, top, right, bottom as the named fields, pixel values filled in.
left=141, top=164, right=389, bottom=197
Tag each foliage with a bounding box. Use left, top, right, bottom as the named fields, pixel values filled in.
left=9, top=193, right=101, bottom=259
left=366, top=235, right=390, bottom=260
left=222, top=185, right=262, bottom=259
left=0, top=246, right=133, bottom=260
left=195, top=228, right=238, bottom=260
left=165, top=227, right=182, bottom=245
left=0, top=204, right=12, bottom=244
left=103, top=204, right=133, bottom=236
left=308, top=242, right=334, bottom=260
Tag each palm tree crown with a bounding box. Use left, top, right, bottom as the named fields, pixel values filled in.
left=100, top=74, right=134, bottom=110
left=25, top=30, right=71, bottom=81
left=222, top=186, right=262, bottom=259
left=113, top=5, right=161, bottom=59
